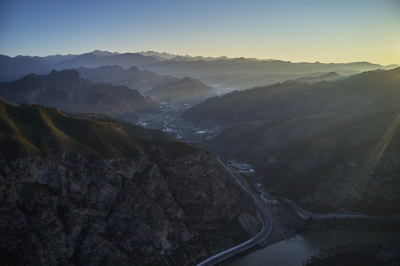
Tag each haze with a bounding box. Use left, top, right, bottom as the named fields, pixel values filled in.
left=1, top=0, right=400, bottom=265
left=0, top=0, right=399, bottom=65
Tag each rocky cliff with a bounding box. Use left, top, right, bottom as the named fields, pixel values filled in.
left=0, top=100, right=259, bottom=265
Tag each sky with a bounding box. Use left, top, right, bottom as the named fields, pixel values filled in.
left=0, top=0, right=399, bottom=65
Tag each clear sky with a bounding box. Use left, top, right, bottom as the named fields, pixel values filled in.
left=0, top=0, right=399, bottom=65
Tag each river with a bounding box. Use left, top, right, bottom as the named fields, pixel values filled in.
left=228, top=230, right=400, bottom=266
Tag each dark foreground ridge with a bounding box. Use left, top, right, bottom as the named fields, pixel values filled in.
left=0, top=99, right=260, bottom=265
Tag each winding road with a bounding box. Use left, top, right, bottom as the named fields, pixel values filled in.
left=196, top=158, right=392, bottom=266
left=196, top=158, right=273, bottom=266
left=281, top=198, right=387, bottom=221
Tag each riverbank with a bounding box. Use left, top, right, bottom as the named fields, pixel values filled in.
left=304, top=244, right=400, bottom=266
left=228, top=230, right=400, bottom=266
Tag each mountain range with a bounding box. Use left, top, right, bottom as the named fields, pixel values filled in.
left=2, top=50, right=397, bottom=93
left=0, top=51, right=162, bottom=82
left=141, top=57, right=398, bottom=90
left=1, top=49, right=400, bottom=265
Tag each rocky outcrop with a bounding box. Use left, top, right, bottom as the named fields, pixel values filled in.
left=0, top=149, right=259, bottom=265
left=299, top=152, right=400, bottom=215
left=0, top=100, right=260, bottom=265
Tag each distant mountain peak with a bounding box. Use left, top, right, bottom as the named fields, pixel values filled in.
left=89, top=50, right=119, bottom=56
left=48, top=69, right=83, bottom=81
left=139, top=51, right=177, bottom=60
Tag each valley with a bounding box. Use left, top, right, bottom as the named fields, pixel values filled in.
left=132, top=92, right=400, bottom=265
left=2, top=1, right=400, bottom=264
left=1, top=51, right=399, bottom=266
left=137, top=103, right=218, bottom=144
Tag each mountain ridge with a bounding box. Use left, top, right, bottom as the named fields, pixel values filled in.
left=145, top=77, right=216, bottom=104
left=184, top=67, right=400, bottom=127
left=1, top=51, right=397, bottom=89
left=0, top=69, right=158, bottom=118
left=0, top=98, right=260, bottom=265
left=76, top=65, right=178, bottom=93
left=186, top=67, right=400, bottom=215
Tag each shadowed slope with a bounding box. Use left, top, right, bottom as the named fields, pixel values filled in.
left=0, top=69, right=158, bottom=118
left=0, top=98, right=260, bottom=265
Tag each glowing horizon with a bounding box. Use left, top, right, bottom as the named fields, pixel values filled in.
left=1, top=0, right=399, bottom=65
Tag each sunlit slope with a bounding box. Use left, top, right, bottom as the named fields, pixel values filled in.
left=0, top=99, right=198, bottom=159
left=0, top=99, right=149, bottom=158
left=0, top=100, right=258, bottom=266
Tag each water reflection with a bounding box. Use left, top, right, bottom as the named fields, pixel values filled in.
left=228, top=230, right=400, bottom=266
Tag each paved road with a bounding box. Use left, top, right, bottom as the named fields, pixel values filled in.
left=196, top=158, right=273, bottom=266
left=282, top=198, right=385, bottom=220
left=197, top=158, right=391, bottom=266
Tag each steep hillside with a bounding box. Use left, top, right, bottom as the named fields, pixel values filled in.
left=185, top=68, right=400, bottom=127
left=0, top=99, right=259, bottom=265
left=0, top=69, right=158, bottom=118
left=77, top=65, right=178, bottom=93
left=145, top=77, right=216, bottom=104
left=211, top=113, right=400, bottom=215
left=187, top=68, right=400, bottom=216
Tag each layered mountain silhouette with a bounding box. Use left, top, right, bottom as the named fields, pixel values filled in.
left=2, top=51, right=397, bottom=93
left=185, top=67, right=400, bottom=127
left=0, top=69, right=157, bottom=117
left=145, top=77, right=216, bottom=104
left=186, top=67, right=400, bottom=215
left=0, top=51, right=163, bottom=82
left=142, top=57, right=397, bottom=90
left=76, top=65, right=178, bottom=93
left=60, top=51, right=160, bottom=69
